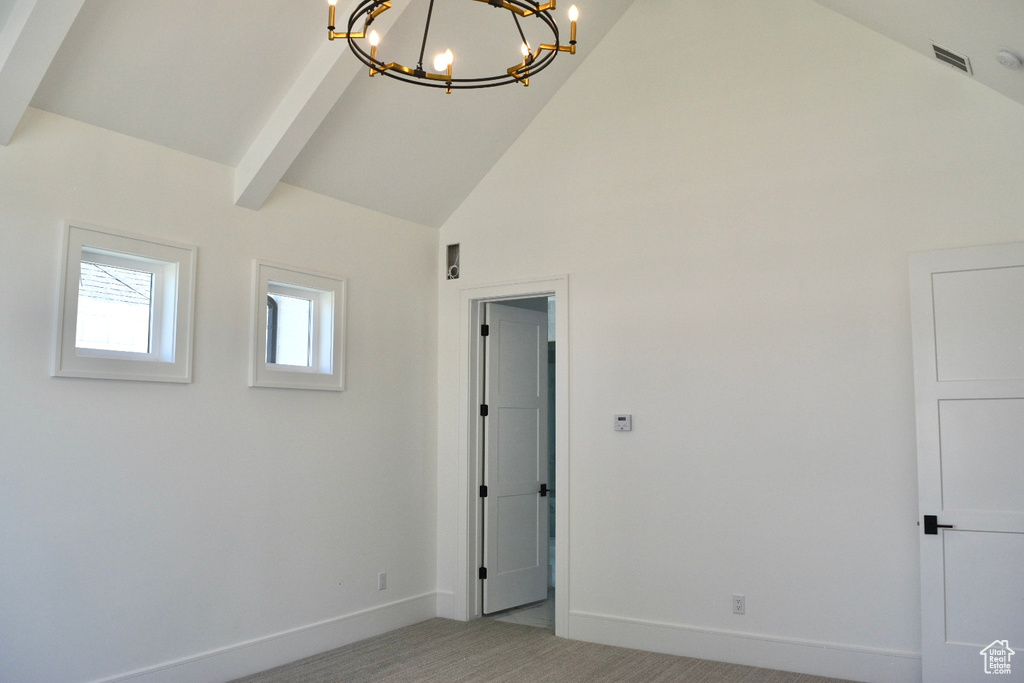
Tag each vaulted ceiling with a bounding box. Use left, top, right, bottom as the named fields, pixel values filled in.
left=1, top=1, right=1022, bottom=228
left=814, top=0, right=1024, bottom=109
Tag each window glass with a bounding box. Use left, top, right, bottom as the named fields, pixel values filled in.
left=76, top=261, right=154, bottom=353
left=267, top=292, right=313, bottom=367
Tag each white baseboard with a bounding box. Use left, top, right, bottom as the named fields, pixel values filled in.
left=434, top=590, right=457, bottom=619
left=92, top=592, right=438, bottom=683
left=568, top=610, right=922, bottom=683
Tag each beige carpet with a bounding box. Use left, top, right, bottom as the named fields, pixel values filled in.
left=230, top=618, right=857, bottom=682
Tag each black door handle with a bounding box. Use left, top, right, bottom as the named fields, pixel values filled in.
left=923, top=515, right=954, bottom=535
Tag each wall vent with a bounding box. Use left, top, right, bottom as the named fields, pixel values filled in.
left=932, top=43, right=972, bottom=74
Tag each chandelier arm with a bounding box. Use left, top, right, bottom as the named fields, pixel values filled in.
left=341, top=1, right=369, bottom=40
left=468, top=0, right=555, bottom=19
left=331, top=0, right=391, bottom=40
left=511, top=12, right=530, bottom=51
left=366, top=1, right=392, bottom=22
left=416, top=0, right=437, bottom=72
left=508, top=43, right=558, bottom=82
left=372, top=62, right=454, bottom=82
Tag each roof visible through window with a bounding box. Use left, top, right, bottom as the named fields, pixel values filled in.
left=79, top=261, right=153, bottom=304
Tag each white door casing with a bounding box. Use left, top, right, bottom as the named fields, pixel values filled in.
left=910, top=242, right=1024, bottom=682
left=482, top=302, right=550, bottom=614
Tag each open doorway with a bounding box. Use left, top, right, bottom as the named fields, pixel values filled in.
left=480, top=296, right=556, bottom=629
left=456, top=275, right=569, bottom=637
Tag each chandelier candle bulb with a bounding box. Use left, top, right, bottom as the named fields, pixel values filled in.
left=433, top=49, right=453, bottom=72
left=368, top=31, right=380, bottom=74
left=568, top=5, right=578, bottom=49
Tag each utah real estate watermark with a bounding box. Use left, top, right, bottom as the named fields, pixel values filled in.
left=980, top=640, right=1014, bottom=675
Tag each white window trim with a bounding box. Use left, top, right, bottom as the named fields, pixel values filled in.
left=53, top=221, right=197, bottom=383
left=250, top=260, right=346, bottom=391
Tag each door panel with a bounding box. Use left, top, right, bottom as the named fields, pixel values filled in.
left=910, top=243, right=1024, bottom=682
left=938, top=399, right=1024, bottom=513
left=482, top=302, right=549, bottom=615
left=497, top=494, right=544, bottom=572
left=932, top=266, right=1024, bottom=380
left=496, top=318, right=544, bottom=395
left=496, top=408, right=541, bottom=484
left=943, top=531, right=1024, bottom=645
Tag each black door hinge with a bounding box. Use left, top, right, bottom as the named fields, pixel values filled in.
left=479, top=567, right=487, bottom=580
left=480, top=404, right=489, bottom=417
left=481, top=324, right=489, bottom=337
left=539, top=483, right=549, bottom=497
left=480, top=485, right=488, bottom=498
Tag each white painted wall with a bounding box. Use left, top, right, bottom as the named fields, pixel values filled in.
left=0, top=109, right=438, bottom=682
left=435, top=0, right=1024, bottom=680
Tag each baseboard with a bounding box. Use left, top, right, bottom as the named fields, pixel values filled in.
left=434, top=590, right=457, bottom=619
left=568, top=610, right=922, bottom=683
left=91, top=592, right=438, bottom=683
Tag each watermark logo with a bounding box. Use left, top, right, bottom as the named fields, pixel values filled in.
left=980, top=640, right=1014, bottom=675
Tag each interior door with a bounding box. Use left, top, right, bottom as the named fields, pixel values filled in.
left=910, top=243, right=1024, bottom=682
left=482, top=302, right=549, bottom=614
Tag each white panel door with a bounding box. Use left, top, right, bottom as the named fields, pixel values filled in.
left=910, top=243, right=1024, bottom=682
left=482, top=302, right=549, bottom=614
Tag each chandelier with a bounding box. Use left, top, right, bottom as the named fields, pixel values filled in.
left=327, top=0, right=579, bottom=93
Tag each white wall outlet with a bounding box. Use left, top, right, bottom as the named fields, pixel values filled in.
left=733, top=594, right=745, bottom=614
left=377, top=572, right=387, bottom=591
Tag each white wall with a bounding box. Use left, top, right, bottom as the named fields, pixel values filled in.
left=436, top=1, right=1024, bottom=681
left=0, top=109, right=438, bottom=683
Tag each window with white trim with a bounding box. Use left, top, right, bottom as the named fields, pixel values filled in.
left=54, top=222, right=197, bottom=382
left=250, top=261, right=346, bottom=391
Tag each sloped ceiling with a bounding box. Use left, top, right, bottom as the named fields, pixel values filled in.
left=813, top=0, right=1024, bottom=108
left=1, top=1, right=1022, bottom=228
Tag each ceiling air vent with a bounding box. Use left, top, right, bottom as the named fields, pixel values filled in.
left=932, top=43, right=972, bottom=74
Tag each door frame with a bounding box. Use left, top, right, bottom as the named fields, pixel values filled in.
left=455, top=275, right=570, bottom=637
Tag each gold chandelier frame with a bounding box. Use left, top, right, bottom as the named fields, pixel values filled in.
left=328, top=0, right=578, bottom=93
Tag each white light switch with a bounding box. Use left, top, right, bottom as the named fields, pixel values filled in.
left=614, top=414, right=632, bottom=431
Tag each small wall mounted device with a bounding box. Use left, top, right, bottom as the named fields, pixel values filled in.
left=614, top=414, right=632, bottom=431
left=446, top=243, right=460, bottom=280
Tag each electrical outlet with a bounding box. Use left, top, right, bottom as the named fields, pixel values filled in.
left=733, top=594, right=745, bottom=615
left=377, top=572, right=387, bottom=591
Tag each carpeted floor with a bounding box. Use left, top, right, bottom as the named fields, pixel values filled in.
left=229, top=618, right=857, bottom=682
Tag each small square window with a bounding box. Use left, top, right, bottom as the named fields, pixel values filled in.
left=54, top=222, right=196, bottom=382
left=250, top=261, right=346, bottom=391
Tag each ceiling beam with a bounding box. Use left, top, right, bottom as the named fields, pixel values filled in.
left=234, top=2, right=408, bottom=211
left=0, top=0, right=84, bottom=145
